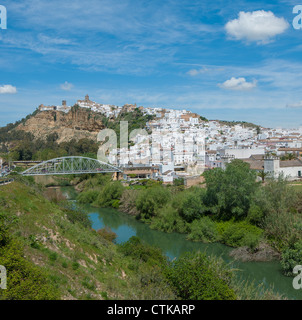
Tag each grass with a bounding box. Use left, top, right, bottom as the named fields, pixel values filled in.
left=0, top=180, right=286, bottom=300
left=0, top=181, right=173, bottom=300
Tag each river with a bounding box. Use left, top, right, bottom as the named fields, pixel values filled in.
left=61, top=186, right=302, bottom=300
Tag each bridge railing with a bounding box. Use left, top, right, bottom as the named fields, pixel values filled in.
left=21, top=156, right=122, bottom=176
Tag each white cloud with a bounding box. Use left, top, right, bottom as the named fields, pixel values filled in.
left=0, top=85, right=17, bottom=94
left=60, top=81, right=74, bottom=91
left=225, top=10, right=289, bottom=44
left=286, top=101, right=302, bottom=108
left=187, top=67, right=209, bottom=76
left=219, top=77, right=257, bottom=91
left=38, top=34, right=72, bottom=45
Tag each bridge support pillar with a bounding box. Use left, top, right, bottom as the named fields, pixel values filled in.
left=113, top=172, right=122, bottom=181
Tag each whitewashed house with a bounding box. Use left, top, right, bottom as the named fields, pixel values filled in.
left=264, top=157, right=302, bottom=180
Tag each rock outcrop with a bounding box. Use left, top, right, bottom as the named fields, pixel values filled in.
left=229, top=243, right=281, bottom=262
left=15, top=107, right=105, bottom=143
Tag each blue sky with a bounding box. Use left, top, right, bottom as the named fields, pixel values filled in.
left=0, top=0, right=302, bottom=128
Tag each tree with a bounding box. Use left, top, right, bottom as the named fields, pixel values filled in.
left=136, top=186, right=171, bottom=220
left=95, top=181, right=124, bottom=208
left=179, top=192, right=207, bottom=223
left=257, top=170, right=269, bottom=183
left=203, top=160, right=259, bottom=220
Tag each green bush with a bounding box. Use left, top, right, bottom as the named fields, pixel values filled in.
left=77, top=190, right=99, bottom=204
left=203, top=160, right=258, bottom=220
left=165, top=252, right=236, bottom=300
left=257, top=178, right=302, bottom=250
left=178, top=192, right=207, bottom=223
left=94, top=182, right=124, bottom=208
left=136, top=186, right=171, bottom=220
left=187, top=217, right=220, bottom=243
left=65, top=208, right=92, bottom=229
left=72, top=262, right=80, bottom=270
left=118, top=236, right=166, bottom=266
left=0, top=239, right=60, bottom=300
left=247, top=203, right=264, bottom=226
left=97, top=227, right=117, bottom=242
left=49, top=252, right=58, bottom=262
left=217, top=220, right=263, bottom=248
left=150, top=205, right=189, bottom=234
left=281, top=240, right=302, bottom=276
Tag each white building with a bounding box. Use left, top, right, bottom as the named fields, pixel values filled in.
left=264, top=157, right=302, bottom=180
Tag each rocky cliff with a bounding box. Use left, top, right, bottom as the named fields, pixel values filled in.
left=15, top=107, right=105, bottom=143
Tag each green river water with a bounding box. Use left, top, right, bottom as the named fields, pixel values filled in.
left=61, top=187, right=302, bottom=300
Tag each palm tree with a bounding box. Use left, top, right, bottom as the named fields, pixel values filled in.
left=287, top=153, right=296, bottom=160
left=258, top=170, right=269, bottom=183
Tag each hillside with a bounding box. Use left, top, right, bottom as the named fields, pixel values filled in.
left=217, top=120, right=261, bottom=130
left=0, top=180, right=175, bottom=300
left=14, top=106, right=105, bottom=143
left=0, top=177, right=287, bottom=300
left=0, top=106, right=153, bottom=161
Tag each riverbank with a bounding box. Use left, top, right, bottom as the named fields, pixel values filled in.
left=229, top=243, right=280, bottom=262
left=0, top=181, right=176, bottom=300
left=75, top=178, right=278, bottom=262
left=1, top=180, right=287, bottom=300
left=80, top=202, right=302, bottom=300
left=75, top=161, right=302, bottom=284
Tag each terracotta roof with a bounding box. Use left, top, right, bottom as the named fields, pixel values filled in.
left=163, top=170, right=173, bottom=175
left=278, top=148, right=302, bottom=152
left=242, top=159, right=264, bottom=170
left=249, top=154, right=264, bottom=160
left=279, top=160, right=302, bottom=168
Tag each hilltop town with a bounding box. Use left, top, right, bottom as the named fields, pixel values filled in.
left=34, top=95, right=302, bottom=184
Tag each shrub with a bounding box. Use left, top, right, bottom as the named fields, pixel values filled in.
left=281, top=240, right=302, bottom=276
left=95, top=182, right=124, bottom=208
left=165, top=252, right=236, bottom=300
left=97, top=227, right=117, bottom=242
left=244, top=233, right=260, bottom=252
left=178, top=192, right=207, bottom=223
left=72, top=262, right=80, bottom=270
left=150, top=205, right=189, bottom=234
left=203, top=160, right=258, bottom=220
left=119, top=189, right=139, bottom=216
left=247, top=203, right=264, bottom=226
left=136, top=186, right=171, bottom=220
left=65, top=208, right=92, bottom=229
left=0, top=239, right=60, bottom=300
left=187, top=217, right=220, bottom=243
left=49, top=252, right=58, bottom=262
left=77, top=190, right=99, bottom=204
left=29, top=235, right=41, bottom=249
left=118, top=236, right=166, bottom=266
left=173, top=178, right=184, bottom=187
left=217, top=220, right=263, bottom=248
left=257, top=178, right=302, bottom=249
left=111, top=199, right=120, bottom=209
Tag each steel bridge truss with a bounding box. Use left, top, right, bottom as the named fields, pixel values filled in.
left=21, top=156, right=122, bottom=176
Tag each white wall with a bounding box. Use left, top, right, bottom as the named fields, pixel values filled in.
left=220, top=148, right=265, bottom=159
